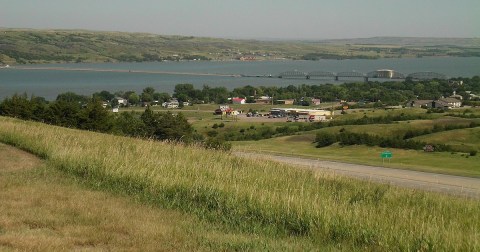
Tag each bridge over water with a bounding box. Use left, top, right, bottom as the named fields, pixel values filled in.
left=10, top=66, right=448, bottom=82
left=276, top=69, right=447, bottom=82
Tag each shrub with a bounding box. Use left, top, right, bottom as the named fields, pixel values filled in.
left=315, top=132, right=337, bottom=148
left=206, top=130, right=218, bottom=137
left=203, top=137, right=232, bottom=151
left=470, top=150, right=477, bottom=157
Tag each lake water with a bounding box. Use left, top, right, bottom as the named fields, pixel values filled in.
left=1, top=57, right=479, bottom=100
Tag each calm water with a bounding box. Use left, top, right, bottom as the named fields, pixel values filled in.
left=1, top=57, right=479, bottom=100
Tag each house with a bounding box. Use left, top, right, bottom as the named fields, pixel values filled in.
left=232, top=97, right=246, bottom=104
left=114, top=97, right=128, bottom=107
left=162, top=99, right=179, bottom=109
left=406, top=100, right=434, bottom=108
left=435, top=97, right=462, bottom=108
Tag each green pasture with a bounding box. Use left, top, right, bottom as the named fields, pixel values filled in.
left=413, top=127, right=480, bottom=152
left=234, top=134, right=480, bottom=178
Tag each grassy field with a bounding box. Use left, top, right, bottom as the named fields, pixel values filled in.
left=235, top=136, right=480, bottom=177
left=413, top=127, right=480, bottom=153
left=0, top=116, right=479, bottom=250
left=0, top=143, right=317, bottom=251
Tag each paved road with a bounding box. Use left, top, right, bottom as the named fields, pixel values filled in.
left=235, top=152, right=480, bottom=199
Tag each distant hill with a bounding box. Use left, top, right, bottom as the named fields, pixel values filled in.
left=317, top=37, right=480, bottom=47
left=1, top=28, right=479, bottom=64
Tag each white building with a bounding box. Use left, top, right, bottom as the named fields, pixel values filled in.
left=163, top=99, right=180, bottom=109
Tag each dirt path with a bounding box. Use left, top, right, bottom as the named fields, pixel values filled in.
left=0, top=143, right=42, bottom=172
left=235, top=152, right=480, bottom=199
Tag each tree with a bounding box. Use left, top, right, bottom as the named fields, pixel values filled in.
left=77, top=100, right=113, bottom=132
left=56, top=92, right=88, bottom=104
left=30, top=95, right=49, bottom=121
left=174, top=83, right=195, bottom=101
left=153, top=92, right=171, bottom=103
left=45, top=100, right=81, bottom=128
left=93, top=90, right=115, bottom=101
left=141, top=87, right=155, bottom=102
left=140, top=107, right=193, bottom=141
left=112, top=111, right=146, bottom=137
left=141, top=93, right=153, bottom=103
left=0, top=93, right=32, bottom=119
left=128, top=92, right=140, bottom=106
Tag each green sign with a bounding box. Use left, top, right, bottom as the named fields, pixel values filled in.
left=380, top=151, right=392, bottom=158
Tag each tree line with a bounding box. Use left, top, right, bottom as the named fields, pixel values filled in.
left=314, top=121, right=479, bottom=154
left=6, top=77, right=477, bottom=109
left=170, top=77, right=480, bottom=106
left=0, top=93, right=233, bottom=149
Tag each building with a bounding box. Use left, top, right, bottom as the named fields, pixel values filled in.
left=255, top=96, right=272, bottom=104
left=376, top=69, right=394, bottom=78
left=114, top=97, right=128, bottom=107
left=232, top=97, right=246, bottom=104
left=270, top=108, right=333, bottom=122
left=276, top=99, right=295, bottom=105
left=162, top=99, right=179, bottom=109
left=406, top=100, right=434, bottom=108
left=435, top=98, right=462, bottom=109
left=407, top=97, right=461, bottom=109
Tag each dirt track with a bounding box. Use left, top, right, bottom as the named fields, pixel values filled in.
left=235, top=152, right=480, bottom=199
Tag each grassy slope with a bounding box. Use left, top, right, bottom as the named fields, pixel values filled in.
left=0, top=143, right=316, bottom=251
left=0, top=116, right=479, bottom=250
left=413, top=127, right=480, bottom=152
left=1, top=29, right=479, bottom=64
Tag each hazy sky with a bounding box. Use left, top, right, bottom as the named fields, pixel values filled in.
left=1, top=0, right=479, bottom=39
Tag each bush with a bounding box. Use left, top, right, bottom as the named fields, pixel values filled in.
left=470, top=150, right=477, bottom=157
left=315, top=132, right=337, bottom=148
left=203, top=137, right=231, bottom=151
left=206, top=130, right=218, bottom=137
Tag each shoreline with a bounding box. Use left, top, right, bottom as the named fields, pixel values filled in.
left=10, top=66, right=243, bottom=77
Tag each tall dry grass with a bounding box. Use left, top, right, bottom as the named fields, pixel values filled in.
left=0, top=116, right=478, bottom=250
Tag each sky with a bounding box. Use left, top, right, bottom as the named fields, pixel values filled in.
left=1, top=0, right=479, bottom=40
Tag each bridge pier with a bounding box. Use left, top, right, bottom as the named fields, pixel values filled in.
left=335, top=76, right=339, bottom=81
left=364, top=77, right=369, bottom=82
